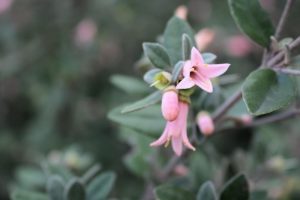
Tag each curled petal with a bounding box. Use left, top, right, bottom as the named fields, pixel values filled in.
left=181, top=130, right=195, bottom=151
left=191, top=47, right=204, bottom=66
left=193, top=74, right=213, bottom=93
left=176, top=78, right=195, bottom=90
left=150, top=126, right=169, bottom=146
left=172, top=136, right=183, bottom=156
left=200, top=64, right=230, bottom=78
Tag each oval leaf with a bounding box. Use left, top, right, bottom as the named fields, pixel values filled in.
left=143, top=42, right=171, bottom=69
left=228, top=0, right=274, bottom=47
left=110, top=74, right=149, bottom=94
left=64, top=179, right=85, bottom=200
left=220, top=174, right=249, bottom=200
left=163, top=16, right=195, bottom=65
left=171, top=61, right=184, bottom=83
left=197, top=181, right=218, bottom=200
left=46, top=175, right=65, bottom=200
left=154, top=185, right=195, bottom=200
left=202, top=53, right=217, bottom=64
left=87, top=171, right=116, bottom=200
left=143, top=68, right=162, bottom=84
left=242, top=69, right=296, bottom=115
left=121, top=91, right=162, bottom=113
left=11, top=189, right=49, bottom=200
left=182, top=34, right=193, bottom=61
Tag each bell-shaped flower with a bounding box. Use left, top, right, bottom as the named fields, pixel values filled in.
left=176, top=47, right=230, bottom=93
left=197, top=111, right=214, bottom=136
left=161, top=86, right=179, bottom=121
left=150, top=101, right=195, bottom=156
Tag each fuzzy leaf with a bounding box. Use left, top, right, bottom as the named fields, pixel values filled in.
left=242, top=69, right=296, bottom=115
left=11, top=190, right=49, bottom=200
left=182, top=34, right=193, bottom=61
left=196, top=181, right=218, bottom=200
left=154, top=185, right=195, bottom=200
left=87, top=171, right=116, bottom=200
left=110, top=74, right=149, bottom=94
left=202, top=53, right=217, bottom=64
left=228, top=0, right=274, bottom=47
left=143, top=68, right=162, bottom=84
left=121, top=91, right=162, bottom=113
left=163, top=16, right=195, bottom=65
left=220, top=174, right=249, bottom=200
left=47, top=175, right=65, bottom=200
left=143, top=43, right=171, bottom=69
left=171, top=61, right=184, bottom=83
left=64, top=179, right=85, bottom=200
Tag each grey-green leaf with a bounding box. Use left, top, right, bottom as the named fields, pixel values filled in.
left=171, top=61, right=184, bottom=83
left=47, top=175, right=65, bottom=200
left=242, top=69, right=296, bottom=115
left=143, top=42, right=171, bottom=69
left=87, top=171, right=116, bottom=200
left=228, top=0, right=274, bottom=47
left=220, top=174, right=249, bottom=200
left=110, top=74, right=149, bottom=94
left=202, top=53, right=217, bottom=64
left=143, top=68, right=162, bottom=84
left=11, top=190, right=49, bottom=200
left=196, top=181, right=218, bottom=200
left=64, top=179, right=85, bottom=200
left=163, top=16, right=195, bottom=65
left=154, top=185, right=195, bottom=200
left=121, top=91, right=162, bottom=113
left=182, top=34, right=193, bottom=61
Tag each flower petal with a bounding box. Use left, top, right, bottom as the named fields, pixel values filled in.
left=181, top=130, right=195, bottom=151
left=183, top=60, right=193, bottom=77
left=200, top=63, right=230, bottom=78
left=172, top=136, right=183, bottom=156
left=176, top=77, right=195, bottom=90
left=191, top=47, right=204, bottom=66
left=193, top=74, right=213, bottom=93
left=150, top=124, right=169, bottom=146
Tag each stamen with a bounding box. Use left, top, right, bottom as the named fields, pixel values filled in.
left=150, top=80, right=160, bottom=87
left=164, top=138, right=171, bottom=148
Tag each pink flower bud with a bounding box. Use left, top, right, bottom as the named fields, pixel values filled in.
left=0, top=0, right=12, bottom=14
left=195, top=28, right=215, bottom=51
left=240, top=114, right=253, bottom=125
left=74, top=19, right=97, bottom=46
left=175, top=5, right=188, bottom=20
left=226, top=35, right=252, bottom=57
left=197, top=111, right=214, bottom=136
left=161, top=87, right=179, bottom=121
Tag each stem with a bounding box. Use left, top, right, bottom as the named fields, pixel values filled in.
left=80, top=164, right=101, bottom=185
left=275, top=0, right=294, bottom=39
left=275, top=68, right=300, bottom=76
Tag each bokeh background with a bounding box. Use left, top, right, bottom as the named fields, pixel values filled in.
left=1, top=0, right=300, bottom=199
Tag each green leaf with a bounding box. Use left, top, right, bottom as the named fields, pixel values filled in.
left=242, top=69, right=296, bottom=115
left=196, top=181, right=218, bottom=200
left=202, top=53, right=217, bottom=64
left=163, top=16, right=195, bottom=65
left=47, top=175, right=65, bottom=200
left=110, top=74, right=149, bottom=94
left=108, top=105, right=164, bottom=136
left=121, top=91, right=162, bottom=113
left=220, top=174, right=249, bottom=200
left=11, top=189, right=49, bottom=200
left=143, top=68, right=162, bottom=84
left=228, top=0, right=274, bottom=47
left=87, top=171, right=116, bottom=200
left=171, top=61, right=184, bottom=83
left=64, top=179, right=86, bottom=200
left=143, top=43, right=171, bottom=68
left=154, top=185, right=195, bottom=200
left=182, top=34, right=193, bottom=61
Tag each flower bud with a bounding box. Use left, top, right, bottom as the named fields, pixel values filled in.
left=152, top=71, right=172, bottom=90
left=197, top=111, right=214, bottom=136
left=175, top=5, right=188, bottom=20
left=240, top=114, right=253, bottom=125
left=161, top=86, right=179, bottom=121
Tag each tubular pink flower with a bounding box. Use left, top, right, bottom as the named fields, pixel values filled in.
left=150, top=101, right=195, bottom=156
left=197, top=111, right=214, bottom=136
left=176, top=47, right=230, bottom=93
left=161, top=87, right=179, bottom=121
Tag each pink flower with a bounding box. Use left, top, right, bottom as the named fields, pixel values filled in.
left=150, top=101, right=195, bottom=156
left=161, top=86, right=179, bottom=121
left=195, top=28, right=215, bottom=51
left=197, top=111, right=214, bottom=136
left=226, top=35, right=252, bottom=57
left=0, top=0, right=12, bottom=14
left=176, top=47, right=230, bottom=93
left=74, top=19, right=97, bottom=46
left=175, top=5, right=188, bottom=20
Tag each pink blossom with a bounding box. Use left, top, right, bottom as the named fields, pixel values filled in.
left=174, top=164, right=189, bottom=176
left=150, top=101, right=195, bottom=156
left=161, top=86, right=179, bottom=121
left=0, top=0, right=13, bottom=14
left=74, top=19, right=97, bottom=46
left=175, top=5, right=188, bottom=20
left=197, top=111, right=214, bottom=136
left=226, top=35, right=252, bottom=57
left=176, top=47, right=230, bottom=93
left=195, top=28, right=215, bottom=51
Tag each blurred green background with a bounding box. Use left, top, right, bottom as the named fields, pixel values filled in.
left=1, top=0, right=300, bottom=199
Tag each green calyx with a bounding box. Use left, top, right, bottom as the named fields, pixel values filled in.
left=151, top=71, right=172, bottom=90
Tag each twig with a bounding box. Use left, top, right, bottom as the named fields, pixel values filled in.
left=275, top=0, right=294, bottom=39
left=275, top=68, right=300, bottom=76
